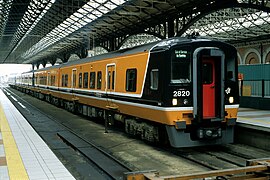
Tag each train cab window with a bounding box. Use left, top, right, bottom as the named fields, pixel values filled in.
left=150, top=69, right=159, bottom=90
left=171, top=46, right=191, bottom=83
left=79, top=73, right=82, bottom=88
left=202, top=63, right=213, bottom=84
left=83, top=72, right=88, bottom=88
left=97, top=71, right=102, bottom=89
left=90, top=72, right=96, bottom=89
left=126, top=68, right=137, bottom=92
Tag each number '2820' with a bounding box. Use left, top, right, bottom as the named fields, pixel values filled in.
left=173, top=90, right=191, bottom=97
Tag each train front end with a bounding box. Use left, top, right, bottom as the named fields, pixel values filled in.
left=160, top=38, right=239, bottom=147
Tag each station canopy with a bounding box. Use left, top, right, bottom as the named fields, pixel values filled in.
left=0, top=0, right=270, bottom=64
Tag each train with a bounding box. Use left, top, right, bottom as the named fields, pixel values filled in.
left=10, top=37, right=239, bottom=147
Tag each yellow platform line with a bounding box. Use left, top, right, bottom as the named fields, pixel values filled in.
left=0, top=103, right=29, bottom=180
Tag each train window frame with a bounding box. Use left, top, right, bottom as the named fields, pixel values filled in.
left=79, top=73, right=82, bottom=88
left=97, top=71, right=102, bottom=89
left=126, top=68, right=137, bottom=92
left=83, top=72, right=89, bottom=88
left=90, top=72, right=96, bottom=89
left=171, top=46, right=191, bottom=84
left=150, top=69, right=159, bottom=90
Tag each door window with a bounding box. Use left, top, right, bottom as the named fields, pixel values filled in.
left=202, top=63, right=213, bottom=84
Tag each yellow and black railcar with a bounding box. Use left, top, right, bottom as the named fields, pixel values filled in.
left=14, top=37, right=239, bottom=147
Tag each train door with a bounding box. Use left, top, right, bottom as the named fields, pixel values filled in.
left=47, top=72, right=51, bottom=86
left=106, top=64, right=116, bottom=92
left=193, top=48, right=225, bottom=122
left=202, top=58, right=215, bottom=118
left=72, top=69, right=77, bottom=90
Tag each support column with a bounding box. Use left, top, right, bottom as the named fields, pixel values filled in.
left=49, top=57, right=57, bottom=66
left=109, top=38, right=115, bottom=51
left=168, top=19, right=175, bottom=38
left=42, top=60, right=47, bottom=68
left=61, top=53, right=70, bottom=63
left=36, top=63, right=40, bottom=70
left=77, top=47, right=88, bottom=59
left=32, top=64, right=35, bottom=86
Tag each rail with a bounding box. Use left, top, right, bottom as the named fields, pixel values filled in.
left=125, top=158, right=270, bottom=180
left=239, top=79, right=270, bottom=97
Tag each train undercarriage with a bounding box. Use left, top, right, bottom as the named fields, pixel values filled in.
left=10, top=85, right=235, bottom=147
left=12, top=85, right=164, bottom=145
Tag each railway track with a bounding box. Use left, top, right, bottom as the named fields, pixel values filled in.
left=3, top=87, right=131, bottom=179
left=3, top=86, right=270, bottom=179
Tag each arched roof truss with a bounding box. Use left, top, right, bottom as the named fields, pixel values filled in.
left=0, top=0, right=270, bottom=65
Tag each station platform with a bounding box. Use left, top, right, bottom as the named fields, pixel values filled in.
left=0, top=89, right=75, bottom=180
left=237, top=108, right=270, bottom=132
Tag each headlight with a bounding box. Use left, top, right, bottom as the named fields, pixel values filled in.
left=229, top=96, right=234, bottom=103
left=172, top=98, right=177, bottom=106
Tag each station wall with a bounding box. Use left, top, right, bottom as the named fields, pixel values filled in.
left=238, top=64, right=270, bottom=110
left=237, top=44, right=270, bottom=65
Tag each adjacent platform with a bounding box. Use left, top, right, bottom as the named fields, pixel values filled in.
left=0, top=89, right=75, bottom=180
left=237, top=108, right=270, bottom=132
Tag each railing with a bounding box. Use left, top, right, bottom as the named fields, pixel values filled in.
left=239, top=79, right=270, bottom=97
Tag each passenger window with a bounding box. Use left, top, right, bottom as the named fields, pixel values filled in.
left=65, top=74, right=68, bottom=87
left=97, top=71, right=102, bottom=89
left=107, top=71, right=111, bottom=89
left=79, top=73, right=82, bottom=88
left=90, top=72, right=96, bottom=89
left=51, top=75, right=55, bottom=86
left=126, top=69, right=137, bottom=92
left=83, top=72, right=88, bottom=88
left=62, top=75, right=64, bottom=87
left=64, top=74, right=68, bottom=87
left=150, top=69, right=159, bottom=90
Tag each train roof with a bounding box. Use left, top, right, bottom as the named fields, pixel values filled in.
left=33, top=37, right=231, bottom=72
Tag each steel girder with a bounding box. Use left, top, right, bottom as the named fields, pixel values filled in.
left=1, top=0, right=270, bottom=65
